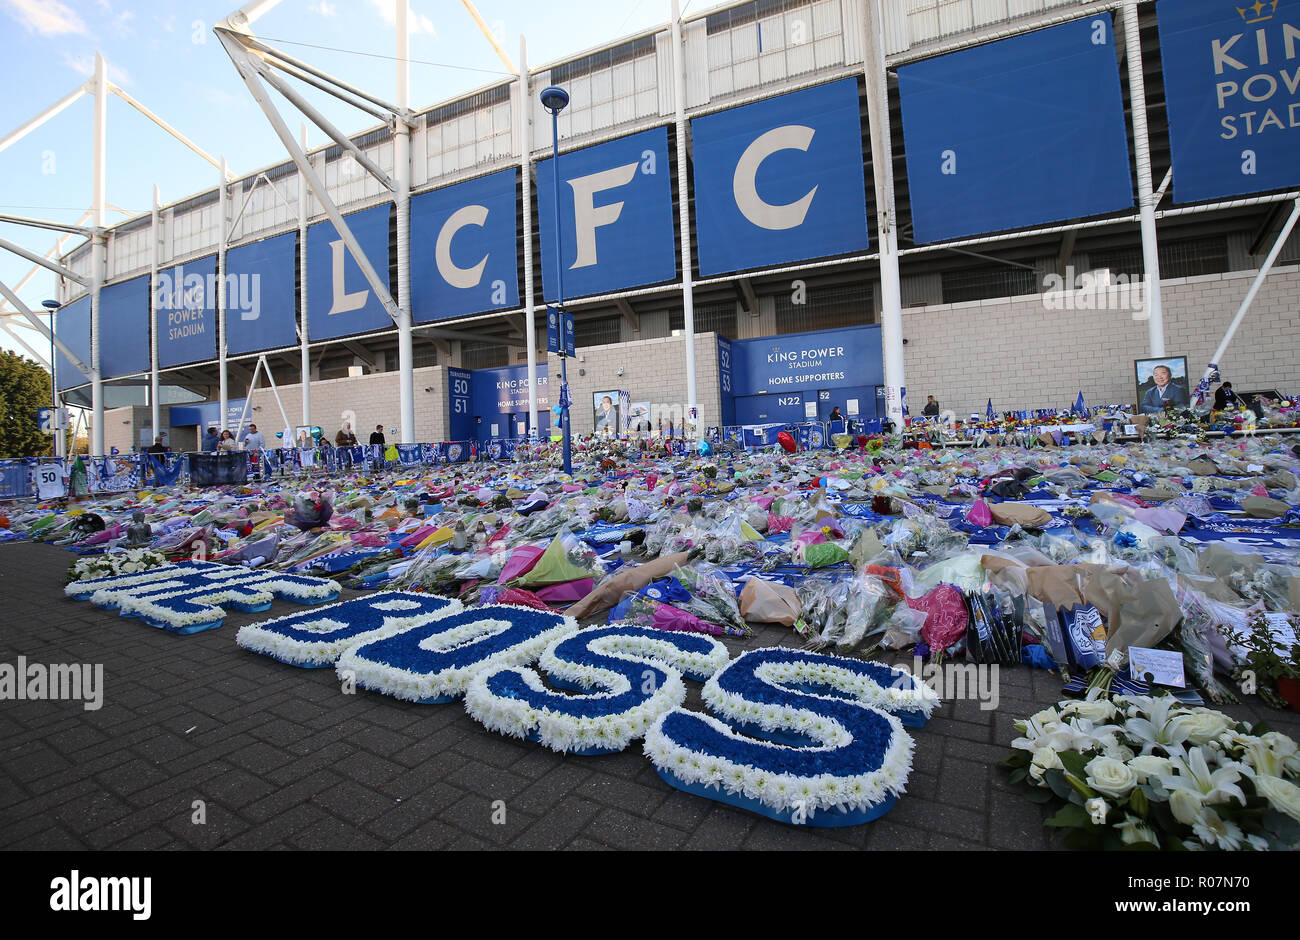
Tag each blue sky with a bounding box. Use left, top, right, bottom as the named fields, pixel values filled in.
left=0, top=0, right=690, bottom=359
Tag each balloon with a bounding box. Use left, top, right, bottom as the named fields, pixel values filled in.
left=275, top=431, right=284, bottom=439
left=552, top=406, right=563, bottom=417
left=697, top=440, right=711, bottom=456
left=777, top=431, right=796, bottom=454
left=311, top=426, right=323, bottom=438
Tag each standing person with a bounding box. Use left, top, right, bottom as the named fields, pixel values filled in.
left=144, top=436, right=167, bottom=455
left=203, top=426, right=220, bottom=452
left=242, top=423, right=265, bottom=452
left=217, top=430, right=239, bottom=453
left=1213, top=381, right=1240, bottom=410
left=828, top=406, right=843, bottom=423
left=369, top=424, right=386, bottom=446
left=336, top=422, right=358, bottom=470
left=923, top=396, right=940, bottom=417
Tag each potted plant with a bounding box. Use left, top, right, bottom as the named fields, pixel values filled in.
left=1223, top=612, right=1300, bottom=711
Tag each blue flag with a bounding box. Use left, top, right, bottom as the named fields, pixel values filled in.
left=1073, top=391, right=1087, bottom=416
left=986, top=399, right=994, bottom=420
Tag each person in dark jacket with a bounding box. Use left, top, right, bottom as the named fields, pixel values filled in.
left=203, top=427, right=220, bottom=452
left=923, top=396, right=940, bottom=417
left=369, top=424, right=386, bottom=446
left=1213, top=381, right=1240, bottom=410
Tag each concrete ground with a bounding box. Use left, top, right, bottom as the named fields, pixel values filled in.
left=3, top=541, right=1296, bottom=851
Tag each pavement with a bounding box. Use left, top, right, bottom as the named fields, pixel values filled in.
left=3, top=541, right=1297, bottom=851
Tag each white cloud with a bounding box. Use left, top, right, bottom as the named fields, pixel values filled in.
left=60, top=50, right=132, bottom=87
left=1, top=0, right=87, bottom=36
left=308, top=1, right=338, bottom=16
left=364, top=0, right=436, bottom=36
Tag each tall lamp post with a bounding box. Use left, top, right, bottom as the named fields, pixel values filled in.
left=540, top=84, right=572, bottom=476
left=41, top=300, right=60, bottom=457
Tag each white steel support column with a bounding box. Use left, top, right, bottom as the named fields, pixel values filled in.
left=150, top=185, right=161, bottom=445
left=520, top=37, right=539, bottom=442
left=299, top=124, right=311, bottom=430
left=218, top=156, right=230, bottom=431
left=1123, top=2, right=1165, bottom=356
left=670, top=0, right=697, bottom=437
left=1199, top=198, right=1300, bottom=387
left=863, top=0, right=905, bottom=429
left=394, top=0, right=415, bottom=444
left=90, top=53, right=107, bottom=457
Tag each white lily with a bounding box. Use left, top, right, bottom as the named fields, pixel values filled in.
left=1115, top=813, right=1160, bottom=848
left=1123, top=696, right=1194, bottom=755
left=1159, top=747, right=1248, bottom=811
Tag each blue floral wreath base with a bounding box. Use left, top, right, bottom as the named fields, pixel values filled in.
left=654, top=768, right=898, bottom=828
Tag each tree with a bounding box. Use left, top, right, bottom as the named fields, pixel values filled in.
left=0, top=349, right=54, bottom=457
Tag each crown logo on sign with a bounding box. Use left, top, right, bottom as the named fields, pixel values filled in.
left=1237, top=0, right=1279, bottom=24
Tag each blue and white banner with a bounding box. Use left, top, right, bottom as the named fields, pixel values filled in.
left=226, top=232, right=298, bottom=355
left=898, top=16, right=1133, bottom=243
left=156, top=255, right=218, bottom=369
left=536, top=126, right=676, bottom=301
left=99, top=276, right=151, bottom=379
left=691, top=78, right=870, bottom=276
left=546, top=307, right=575, bottom=357
left=470, top=362, right=551, bottom=417
left=306, top=203, right=392, bottom=341
left=727, top=326, right=883, bottom=396
left=55, top=295, right=91, bottom=391
left=411, top=169, right=518, bottom=323
left=1156, top=0, right=1300, bottom=204
left=448, top=367, right=473, bottom=441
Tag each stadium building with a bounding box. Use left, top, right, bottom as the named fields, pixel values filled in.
left=24, top=0, right=1300, bottom=455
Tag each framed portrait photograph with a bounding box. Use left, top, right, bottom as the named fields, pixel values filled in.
left=592, top=391, right=620, bottom=434
left=1134, top=356, right=1190, bottom=414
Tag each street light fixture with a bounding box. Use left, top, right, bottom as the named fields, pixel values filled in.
left=41, top=300, right=60, bottom=457
left=541, top=85, right=573, bottom=476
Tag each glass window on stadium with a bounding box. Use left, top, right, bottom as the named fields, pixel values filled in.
left=773, top=283, right=872, bottom=335
left=461, top=341, right=508, bottom=370
left=941, top=267, right=1039, bottom=304
left=1088, top=236, right=1231, bottom=280
left=668, top=302, right=738, bottom=338
left=411, top=345, right=438, bottom=369
left=575, top=315, right=622, bottom=348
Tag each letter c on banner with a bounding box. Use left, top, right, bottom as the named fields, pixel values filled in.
left=435, top=204, right=490, bottom=289
left=568, top=162, right=639, bottom=269
left=733, top=125, right=818, bottom=231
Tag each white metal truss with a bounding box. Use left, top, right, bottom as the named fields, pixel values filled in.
left=0, top=52, right=230, bottom=457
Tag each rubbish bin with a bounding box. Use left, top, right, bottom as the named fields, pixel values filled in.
left=187, top=452, right=249, bottom=487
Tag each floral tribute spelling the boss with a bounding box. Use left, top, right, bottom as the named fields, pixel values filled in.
left=231, top=590, right=939, bottom=826
left=65, top=567, right=941, bottom=825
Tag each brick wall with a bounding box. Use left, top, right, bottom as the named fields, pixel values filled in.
left=901, top=264, right=1300, bottom=416
left=244, top=366, right=449, bottom=443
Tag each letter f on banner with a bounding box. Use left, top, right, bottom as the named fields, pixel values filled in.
left=329, top=239, right=369, bottom=315
left=568, top=162, right=639, bottom=269
left=734, top=125, right=818, bottom=230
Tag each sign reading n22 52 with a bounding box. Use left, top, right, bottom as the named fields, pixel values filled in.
left=547, top=307, right=575, bottom=357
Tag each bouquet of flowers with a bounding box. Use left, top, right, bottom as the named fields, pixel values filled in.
left=67, top=548, right=168, bottom=583
left=670, top=562, right=750, bottom=637
left=1003, top=694, right=1300, bottom=850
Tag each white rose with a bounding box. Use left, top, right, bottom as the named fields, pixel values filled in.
left=1029, top=746, right=1063, bottom=782
left=1128, top=755, right=1172, bottom=783
left=1062, top=700, right=1116, bottom=723
left=1085, top=756, right=1138, bottom=798
left=1085, top=797, right=1109, bottom=824
left=1254, top=775, right=1300, bottom=823
left=1174, top=709, right=1234, bottom=745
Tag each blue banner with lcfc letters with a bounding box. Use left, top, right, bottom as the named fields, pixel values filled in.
left=157, top=255, right=218, bottom=369
left=898, top=16, right=1133, bottom=243
left=411, top=169, right=518, bottom=323
left=226, top=232, right=298, bottom=356
left=55, top=295, right=91, bottom=391
left=1156, top=0, right=1300, bottom=204
left=99, top=275, right=150, bottom=379
left=306, top=203, right=392, bottom=341
left=691, top=78, right=869, bottom=276
left=536, top=126, right=676, bottom=301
